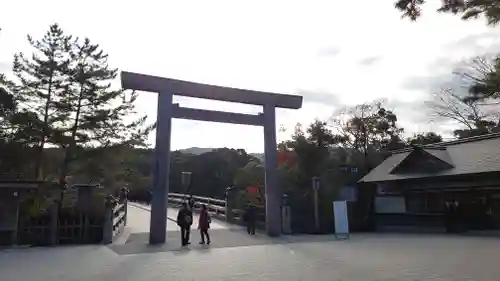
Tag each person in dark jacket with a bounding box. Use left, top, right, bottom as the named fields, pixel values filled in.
left=177, top=202, right=193, bottom=246
left=445, top=200, right=459, bottom=233
left=188, top=195, right=196, bottom=211
left=198, top=204, right=211, bottom=245
left=243, top=204, right=257, bottom=235
left=444, top=200, right=452, bottom=232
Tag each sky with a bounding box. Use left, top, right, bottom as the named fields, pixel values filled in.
left=2, top=0, right=500, bottom=153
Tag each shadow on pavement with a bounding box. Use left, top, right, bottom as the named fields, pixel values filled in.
left=108, top=228, right=345, bottom=255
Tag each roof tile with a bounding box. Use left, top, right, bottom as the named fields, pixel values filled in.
left=359, top=133, right=500, bottom=183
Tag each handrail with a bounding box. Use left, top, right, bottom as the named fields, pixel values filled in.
left=166, top=192, right=265, bottom=227
left=168, top=192, right=226, bottom=204
left=103, top=190, right=128, bottom=244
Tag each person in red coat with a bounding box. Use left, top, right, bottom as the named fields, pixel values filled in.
left=198, top=204, right=211, bottom=245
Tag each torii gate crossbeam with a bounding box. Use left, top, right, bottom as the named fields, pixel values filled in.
left=121, top=71, right=303, bottom=244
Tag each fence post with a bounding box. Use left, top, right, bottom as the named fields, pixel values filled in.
left=120, top=187, right=128, bottom=226
left=12, top=192, right=20, bottom=245
left=123, top=197, right=128, bottom=226
left=49, top=201, right=59, bottom=246
left=102, top=195, right=115, bottom=244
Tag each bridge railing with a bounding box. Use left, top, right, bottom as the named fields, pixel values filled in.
left=167, top=192, right=226, bottom=218
left=102, top=189, right=128, bottom=244
left=166, top=193, right=265, bottom=228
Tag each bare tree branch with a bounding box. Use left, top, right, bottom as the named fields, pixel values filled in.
left=453, top=56, right=495, bottom=86
left=425, top=88, right=476, bottom=129
left=426, top=54, right=500, bottom=136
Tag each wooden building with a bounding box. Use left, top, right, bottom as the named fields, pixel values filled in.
left=359, top=133, right=500, bottom=232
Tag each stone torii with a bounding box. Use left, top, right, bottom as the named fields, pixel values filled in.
left=121, top=71, right=303, bottom=244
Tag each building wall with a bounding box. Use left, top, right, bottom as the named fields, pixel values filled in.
left=372, top=176, right=500, bottom=231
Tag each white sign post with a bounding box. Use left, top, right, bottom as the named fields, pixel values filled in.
left=333, top=200, right=350, bottom=239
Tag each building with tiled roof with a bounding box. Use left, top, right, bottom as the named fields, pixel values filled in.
left=359, top=133, right=500, bottom=233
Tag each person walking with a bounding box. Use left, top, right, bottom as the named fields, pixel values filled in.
left=198, top=204, right=211, bottom=245
left=177, top=202, right=193, bottom=246
left=188, top=195, right=196, bottom=211
left=243, top=204, right=257, bottom=235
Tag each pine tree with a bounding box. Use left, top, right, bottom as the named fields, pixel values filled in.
left=1, top=71, right=40, bottom=178
left=56, top=37, right=151, bottom=184
left=11, top=24, right=72, bottom=179
left=0, top=75, right=14, bottom=131
left=395, top=0, right=500, bottom=25
left=0, top=27, right=12, bottom=139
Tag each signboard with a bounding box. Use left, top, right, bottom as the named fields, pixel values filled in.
left=339, top=165, right=358, bottom=173
left=333, top=200, right=349, bottom=239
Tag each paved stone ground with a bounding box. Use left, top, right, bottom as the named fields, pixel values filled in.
left=1, top=205, right=500, bottom=281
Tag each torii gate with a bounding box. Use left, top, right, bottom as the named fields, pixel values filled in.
left=121, top=71, right=303, bottom=244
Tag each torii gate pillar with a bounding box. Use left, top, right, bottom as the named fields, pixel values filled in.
left=121, top=71, right=303, bottom=244
left=150, top=92, right=173, bottom=244
left=262, top=104, right=280, bottom=236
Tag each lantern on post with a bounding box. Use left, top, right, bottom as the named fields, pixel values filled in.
left=282, top=194, right=289, bottom=206
left=225, top=185, right=234, bottom=199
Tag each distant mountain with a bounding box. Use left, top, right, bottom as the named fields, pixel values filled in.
left=177, top=147, right=264, bottom=161
left=250, top=153, right=264, bottom=162
left=177, top=147, right=216, bottom=155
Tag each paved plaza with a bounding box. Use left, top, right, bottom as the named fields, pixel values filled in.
left=1, top=204, right=499, bottom=281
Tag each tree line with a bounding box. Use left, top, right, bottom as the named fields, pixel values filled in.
left=2, top=9, right=500, bottom=231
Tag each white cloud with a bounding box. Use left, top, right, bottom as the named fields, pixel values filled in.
left=1, top=0, right=499, bottom=152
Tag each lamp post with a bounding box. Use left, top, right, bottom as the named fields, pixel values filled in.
left=312, top=176, right=321, bottom=231
left=181, top=171, right=192, bottom=198
left=225, top=185, right=235, bottom=222
left=282, top=194, right=289, bottom=206
left=225, top=185, right=234, bottom=199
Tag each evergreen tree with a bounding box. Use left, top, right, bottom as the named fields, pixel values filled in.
left=0, top=73, right=39, bottom=178
left=395, top=0, right=500, bottom=25
left=56, top=37, right=151, bottom=184
left=0, top=27, right=12, bottom=140
left=11, top=24, right=72, bottom=179
left=0, top=75, right=14, bottom=133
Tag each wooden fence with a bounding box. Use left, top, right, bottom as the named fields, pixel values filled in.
left=0, top=181, right=128, bottom=246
